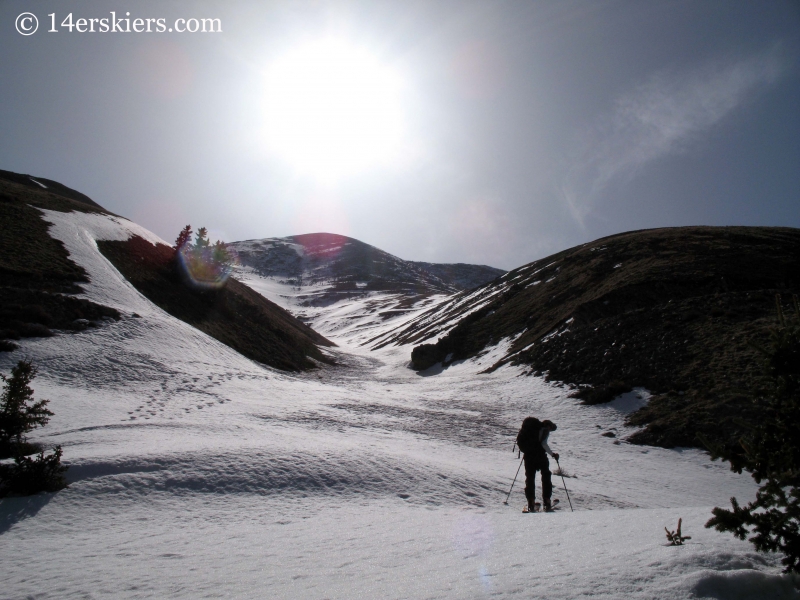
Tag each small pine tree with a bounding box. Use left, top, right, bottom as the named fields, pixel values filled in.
left=174, top=225, right=234, bottom=288
left=174, top=225, right=192, bottom=252
left=0, top=360, right=68, bottom=496
left=211, top=240, right=231, bottom=267
left=703, top=295, right=800, bottom=573
left=0, top=359, right=54, bottom=451
left=194, top=227, right=210, bottom=249
left=0, top=446, right=68, bottom=497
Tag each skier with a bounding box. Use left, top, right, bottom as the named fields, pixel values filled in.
left=516, top=417, right=559, bottom=512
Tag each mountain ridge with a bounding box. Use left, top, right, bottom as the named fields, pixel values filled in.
left=228, top=232, right=504, bottom=347
left=394, top=225, right=800, bottom=450
left=0, top=169, right=333, bottom=371
left=229, top=232, right=504, bottom=306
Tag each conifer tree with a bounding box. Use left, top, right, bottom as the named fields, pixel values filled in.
left=194, top=227, right=210, bottom=249
left=173, top=225, right=233, bottom=287
left=0, top=446, right=68, bottom=496
left=174, top=225, right=192, bottom=252
left=0, top=360, right=68, bottom=496
left=0, top=359, right=53, bottom=450
left=212, top=240, right=231, bottom=266
left=703, top=295, right=800, bottom=573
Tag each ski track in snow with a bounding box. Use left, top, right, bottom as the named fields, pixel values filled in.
left=1, top=211, right=798, bottom=599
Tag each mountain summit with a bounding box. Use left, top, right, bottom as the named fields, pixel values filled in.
left=230, top=232, right=504, bottom=304
left=228, top=232, right=504, bottom=346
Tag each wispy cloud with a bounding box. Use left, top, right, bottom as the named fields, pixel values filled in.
left=561, top=45, right=788, bottom=225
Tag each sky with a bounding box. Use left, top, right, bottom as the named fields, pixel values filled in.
left=1, top=0, right=798, bottom=270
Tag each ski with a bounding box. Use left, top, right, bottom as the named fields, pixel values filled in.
left=545, top=499, right=561, bottom=512
left=523, top=499, right=560, bottom=513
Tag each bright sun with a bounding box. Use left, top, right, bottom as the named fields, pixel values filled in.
left=262, top=38, right=406, bottom=182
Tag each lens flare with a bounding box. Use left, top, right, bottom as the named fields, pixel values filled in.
left=177, top=242, right=239, bottom=290
left=452, top=513, right=496, bottom=593
left=452, top=513, right=495, bottom=558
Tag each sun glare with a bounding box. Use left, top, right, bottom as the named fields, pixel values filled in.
left=262, top=38, right=406, bottom=182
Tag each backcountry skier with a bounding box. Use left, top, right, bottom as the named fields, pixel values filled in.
left=516, top=417, right=559, bottom=512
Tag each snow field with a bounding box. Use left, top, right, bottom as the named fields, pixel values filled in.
left=235, top=266, right=450, bottom=347
left=1, top=210, right=797, bottom=598
left=3, top=495, right=798, bottom=599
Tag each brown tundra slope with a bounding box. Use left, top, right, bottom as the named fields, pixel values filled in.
left=377, top=226, right=800, bottom=450
left=0, top=168, right=333, bottom=371
left=0, top=169, right=121, bottom=351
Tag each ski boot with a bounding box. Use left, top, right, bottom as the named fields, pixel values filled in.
left=542, top=499, right=560, bottom=512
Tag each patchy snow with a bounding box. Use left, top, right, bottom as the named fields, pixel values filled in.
left=367, top=282, right=510, bottom=348
left=0, top=210, right=792, bottom=599
left=236, top=267, right=450, bottom=347
left=234, top=237, right=306, bottom=258
left=608, top=387, right=652, bottom=414
left=541, top=321, right=573, bottom=343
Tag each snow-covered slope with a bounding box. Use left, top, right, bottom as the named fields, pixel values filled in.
left=229, top=232, right=503, bottom=347
left=230, top=232, right=504, bottom=301
left=235, top=265, right=450, bottom=346
left=1, top=211, right=797, bottom=599
left=380, top=227, right=800, bottom=453
left=368, top=272, right=513, bottom=349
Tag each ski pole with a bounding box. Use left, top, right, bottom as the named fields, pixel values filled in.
left=554, top=456, right=574, bottom=512
left=503, top=457, right=524, bottom=505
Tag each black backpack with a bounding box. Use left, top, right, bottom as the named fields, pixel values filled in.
left=516, top=417, right=542, bottom=455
